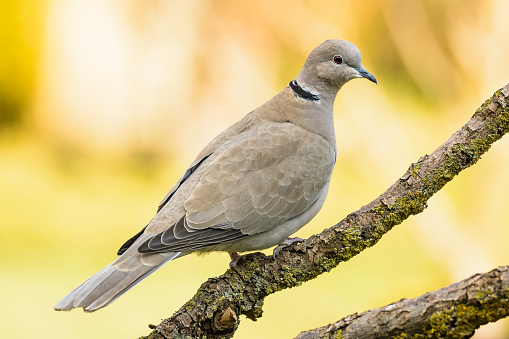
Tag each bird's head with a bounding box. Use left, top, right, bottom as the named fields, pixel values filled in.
left=296, top=39, right=377, bottom=95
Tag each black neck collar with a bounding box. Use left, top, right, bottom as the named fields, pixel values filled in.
left=289, top=80, right=319, bottom=101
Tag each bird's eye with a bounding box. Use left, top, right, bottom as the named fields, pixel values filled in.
left=333, top=55, right=343, bottom=64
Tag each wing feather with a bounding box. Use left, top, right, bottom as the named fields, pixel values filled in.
left=137, top=122, right=335, bottom=254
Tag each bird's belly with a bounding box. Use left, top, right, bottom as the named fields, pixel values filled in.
left=206, top=183, right=330, bottom=253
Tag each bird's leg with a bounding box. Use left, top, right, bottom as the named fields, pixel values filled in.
left=272, top=237, right=305, bottom=258
left=229, top=252, right=242, bottom=268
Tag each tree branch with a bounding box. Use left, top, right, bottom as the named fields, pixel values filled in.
left=141, top=83, right=509, bottom=339
left=295, top=265, right=509, bottom=339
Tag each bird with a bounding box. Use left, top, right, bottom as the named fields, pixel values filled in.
left=54, top=39, right=377, bottom=312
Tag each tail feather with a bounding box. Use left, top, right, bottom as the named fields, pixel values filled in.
left=54, top=251, right=181, bottom=312
left=72, top=265, right=118, bottom=308
left=53, top=265, right=115, bottom=311
left=85, top=260, right=173, bottom=312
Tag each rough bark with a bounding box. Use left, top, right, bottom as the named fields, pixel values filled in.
left=295, top=266, right=509, bottom=339
left=141, top=83, right=509, bottom=339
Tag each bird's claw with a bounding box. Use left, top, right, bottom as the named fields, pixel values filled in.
left=229, top=252, right=242, bottom=269
left=273, top=237, right=305, bottom=258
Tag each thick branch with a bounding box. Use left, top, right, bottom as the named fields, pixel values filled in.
left=295, top=265, right=509, bottom=339
left=142, top=83, right=509, bottom=339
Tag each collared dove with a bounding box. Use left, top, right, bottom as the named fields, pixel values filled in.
left=54, top=39, right=376, bottom=312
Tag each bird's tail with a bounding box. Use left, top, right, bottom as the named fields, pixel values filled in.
left=54, top=244, right=181, bottom=312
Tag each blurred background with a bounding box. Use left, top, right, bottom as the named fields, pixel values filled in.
left=1, top=0, right=508, bottom=338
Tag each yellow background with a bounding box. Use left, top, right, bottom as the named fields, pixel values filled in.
left=1, top=1, right=508, bottom=338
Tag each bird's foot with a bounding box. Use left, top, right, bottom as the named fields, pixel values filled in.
left=273, top=237, right=305, bottom=258
left=229, top=252, right=242, bottom=269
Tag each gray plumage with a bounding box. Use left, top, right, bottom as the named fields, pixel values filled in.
left=54, top=39, right=376, bottom=312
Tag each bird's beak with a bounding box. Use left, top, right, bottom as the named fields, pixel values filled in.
left=354, top=66, right=377, bottom=84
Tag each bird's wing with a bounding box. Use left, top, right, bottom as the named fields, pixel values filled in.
left=138, top=121, right=336, bottom=253
left=156, top=111, right=257, bottom=213
left=117, top=113, right=257, bottom=255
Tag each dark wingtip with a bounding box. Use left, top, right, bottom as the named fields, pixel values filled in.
left=117, top=225, right=148, bottom=255
left=137, top=238, right=152, bottom=253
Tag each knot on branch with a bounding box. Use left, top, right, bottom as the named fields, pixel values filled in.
left=213, top=305, right=238, bottom=332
